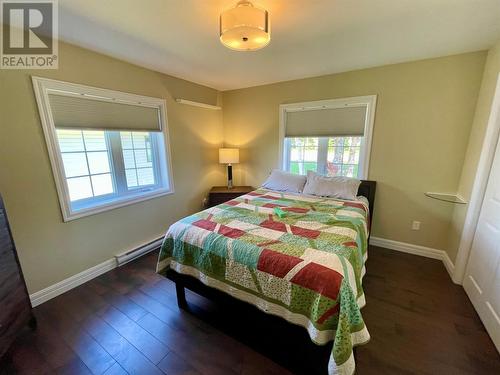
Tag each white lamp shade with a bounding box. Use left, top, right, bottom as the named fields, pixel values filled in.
left=220, top=1, right=270, bottom=51
left=219, top=148, right=239, bottom=164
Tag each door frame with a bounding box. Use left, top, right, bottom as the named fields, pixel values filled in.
left=454, top=73, right=500, bottom=284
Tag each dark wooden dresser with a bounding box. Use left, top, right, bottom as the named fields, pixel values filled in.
left=208, top=186, right=254, bottom=207
left=0, top=195, right=35, bottom=359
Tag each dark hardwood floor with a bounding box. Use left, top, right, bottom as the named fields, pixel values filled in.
left=1, top=246, right=499, bottom=375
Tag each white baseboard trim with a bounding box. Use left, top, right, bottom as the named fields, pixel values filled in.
left=29, top=236, right=164, bottom=307
left=29, top=258, right=116, bottom=307
left=370, top=236, right=458, bottom=283
left=442, top=253, right=458, bottom=283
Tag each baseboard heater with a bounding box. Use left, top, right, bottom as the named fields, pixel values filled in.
left=114, top=237, right=164, bottom=266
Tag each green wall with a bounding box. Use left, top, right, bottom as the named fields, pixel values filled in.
left=222, top=52, right=487, bottom=258
left=0, top=42, right=224, bottom=293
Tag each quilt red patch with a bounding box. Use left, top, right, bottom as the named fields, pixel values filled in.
left=218, top=225, right=245, bottom=239
left=260, top=219, right=287, bottom=232
left=290, top=262, right=343, bottom=300
left=257, top=249, right=303, bottom=278
left=283, top=207, right=309, bottom=213
left=247, top=191, right=262, bottom=196
left=260, top=194, right=280, bottom=200
left=262, top=202, right=286, bottom=208
left=192, top=219, right=217, bottom=231
left=259, top=220, right=321, bottom=239
left=343, top=201, right=367, bottom=212
left=290, top=226, right=321, bottom=239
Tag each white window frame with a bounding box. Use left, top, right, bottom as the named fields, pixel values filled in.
left=278, top=95, right=377, bottom=179
left=32, top=76, right=175, bottom=221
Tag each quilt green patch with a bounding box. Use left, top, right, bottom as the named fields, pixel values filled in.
left=232, top=240, right=262, bottom=267
left=289, top=284, right=338, bottom=328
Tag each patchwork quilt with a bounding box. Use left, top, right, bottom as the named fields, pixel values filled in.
left=157, top=188, right=370, bottom=375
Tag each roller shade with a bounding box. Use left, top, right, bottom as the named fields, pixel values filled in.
left=285, top=106, right=366, bottom=137
left=48, top=94, right=161, bottom=132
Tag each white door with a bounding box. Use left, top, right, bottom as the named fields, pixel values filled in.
left=464, top=131, right=500, bottom=353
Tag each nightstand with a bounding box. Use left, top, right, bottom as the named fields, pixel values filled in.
left=208, top=186, right=254, bottom=207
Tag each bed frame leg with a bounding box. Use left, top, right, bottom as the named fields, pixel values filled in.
left=175, top=282, right=188, bottom=309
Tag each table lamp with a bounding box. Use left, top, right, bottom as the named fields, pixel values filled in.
left=219, top=148, right=239, bottom=189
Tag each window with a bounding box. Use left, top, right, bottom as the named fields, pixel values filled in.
left=32, top=77, right=173, bottom=221
left=285, top=136, right=362, bottom=177
left=56, top=129, right=167, bottom=212
left=279, top=96, right=376, bottom=179
left=57, top=129, right=114, bottom=202
left=120, top=131, right=156, bottom=188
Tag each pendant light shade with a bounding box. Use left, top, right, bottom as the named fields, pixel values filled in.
left=220, top=1, right=270, bottom=51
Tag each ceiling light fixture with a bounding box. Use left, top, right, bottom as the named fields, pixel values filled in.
left=219, top=0, right=270, bottom=51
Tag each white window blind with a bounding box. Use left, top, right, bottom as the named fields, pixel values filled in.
left=48, top=94, right=161, bottom=131
left=285, top=106, right=367, bottom=137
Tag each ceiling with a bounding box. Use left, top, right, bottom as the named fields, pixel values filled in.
left=58, top=0, right=500, bottom=91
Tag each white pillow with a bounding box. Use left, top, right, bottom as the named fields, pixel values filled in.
left=262, top=170, right=307, bottom=193
left=303, top=171, right=361, bottom=200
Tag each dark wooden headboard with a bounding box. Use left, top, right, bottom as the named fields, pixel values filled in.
left=358, top=180, right=376, bottom=217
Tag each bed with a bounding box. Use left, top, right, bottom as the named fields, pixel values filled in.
left=156, top=180, right=376, bottom=375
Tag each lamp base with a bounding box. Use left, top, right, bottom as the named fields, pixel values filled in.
left=227, top=164, right=233, bottom=189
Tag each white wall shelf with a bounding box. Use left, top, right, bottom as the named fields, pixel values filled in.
left=175, top=98, right=221, bottom=110
left=424, top=192, right=467, bottom=204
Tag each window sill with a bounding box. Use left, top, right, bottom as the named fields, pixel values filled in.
left=62, top=188, right=174, bottom=222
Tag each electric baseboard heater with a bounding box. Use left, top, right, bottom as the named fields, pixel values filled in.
left=115, top=237, right=163, bottom=266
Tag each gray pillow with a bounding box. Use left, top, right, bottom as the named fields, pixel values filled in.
left=303, top=171, right=361, bottom=200
left=262, top=170, right=307, bottom=193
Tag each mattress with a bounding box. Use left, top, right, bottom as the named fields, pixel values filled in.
left=157, top=188, right=370, bottom=375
